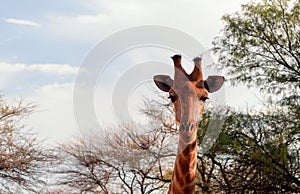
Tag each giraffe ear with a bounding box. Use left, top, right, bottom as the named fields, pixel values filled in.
left=196, top=76, right=224, bottom=93
left=204, top=76, right=225, bottom=93
left=153, top=75, right=173, bottom=92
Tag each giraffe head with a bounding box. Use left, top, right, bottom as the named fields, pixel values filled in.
left=154, top=55, right=224, bottom=136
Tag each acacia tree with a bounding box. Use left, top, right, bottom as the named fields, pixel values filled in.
left=53, top=94, right=177, bottom=193
left=49, top=89, right=178, bottom=193
left=53, top=126, right=175, bottom=193
left=196, top=107, right=300, bottom=193
left=206, top=0, right=300, bottom=192
left=0, top=96, right=53, bottom=193
left=213, top=0, right=300, bottom=97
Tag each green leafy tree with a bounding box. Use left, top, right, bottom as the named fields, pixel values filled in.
left=205, top=0, right=300, bottom=193
left=197, top=107, right=300, bottom=193
left=213, top=0, right=300, bottom=97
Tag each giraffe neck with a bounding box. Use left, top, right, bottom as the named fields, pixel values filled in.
left=168, top=128, right=198, bottom=194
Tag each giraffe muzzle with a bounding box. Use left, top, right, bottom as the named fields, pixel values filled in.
left=179, top=122, right=195, bottom=132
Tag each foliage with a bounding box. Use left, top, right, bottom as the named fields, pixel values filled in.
left=197, top=106, right=300, bottom=193
left=213, top=0, right=300, bottom=96
left=209, top=0, right=300, bottom=192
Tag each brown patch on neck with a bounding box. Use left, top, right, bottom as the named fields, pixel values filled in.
left=183, top=184, right=195, bottom=193
left=169, top=139, right=197, bottom=193
left=182, top=140, right=197, bottom=157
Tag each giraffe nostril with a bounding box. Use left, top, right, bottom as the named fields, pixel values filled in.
left=189, top=123, right=194, bottom=131
left=180, top=122, right=195, bottom=132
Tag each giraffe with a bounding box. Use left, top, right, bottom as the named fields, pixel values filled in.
left=153, top=54, right=224, bottom=193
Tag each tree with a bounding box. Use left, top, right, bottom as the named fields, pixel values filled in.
left=208, top=0, right=300, bottom=192
left=0, top=96, right=54, bottom=193
left=52, top=92, right=299, bottom=193
left=52, top=137, right=114, bottom=193
left=53, top=94, right=178, bottom=193
left=53, top=126, right=176, bottom=193
left=197, top=107, right=300, bottom=193
left=213, top=0, right=300, bottom=97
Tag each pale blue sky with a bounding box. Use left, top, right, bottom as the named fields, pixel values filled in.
left=0, top=1, right=108, bottom=65
left=0, top=0, right=258, bottom=142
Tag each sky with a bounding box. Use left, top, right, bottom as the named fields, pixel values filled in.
left=0, top=0, right=260, bottom=143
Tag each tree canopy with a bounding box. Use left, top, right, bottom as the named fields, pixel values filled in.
left=208, top=0, right=300, bottom=192
left=213, top=0, right=300, bottom=97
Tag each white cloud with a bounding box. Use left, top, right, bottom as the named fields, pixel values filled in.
left=0, top=64, right=78, bottom=143
left=27, top=82, right=78, bottom=143
left=0, top=62, right=78, bottom=75
left=3, top=18, right=40, bottom=27
left=0, top=62, right=78, bottom=91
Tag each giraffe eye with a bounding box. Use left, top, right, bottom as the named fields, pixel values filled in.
left=200, top=96, right=209, bottom=102
left=168, top=95, right=176, bottom=102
